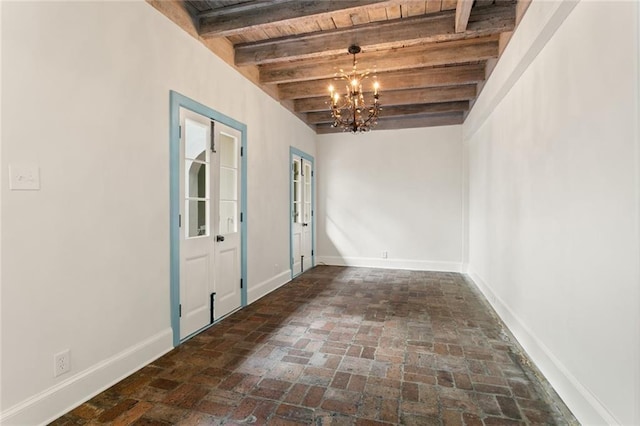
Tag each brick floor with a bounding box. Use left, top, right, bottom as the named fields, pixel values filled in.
left=50, top=266, right=576, bottom=425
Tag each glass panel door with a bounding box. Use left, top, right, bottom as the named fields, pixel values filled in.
left=184, top=118, right=210, bottom=238
left=303, top=162, right=312, bottom=225
left=219, top=132, right=238, bottom=235
left=292, top=159, right=301, bottom=223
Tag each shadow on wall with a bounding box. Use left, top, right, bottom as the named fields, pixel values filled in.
left=322, top=196, right=401, bottom=262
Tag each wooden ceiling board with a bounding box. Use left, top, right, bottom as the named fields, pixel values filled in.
left=442, top=0, right=458, bottom=10
left=199, top=0, right=392, bottom=38
left=278, top=63, right=485, bottom=100
left=294, top=84, right=476, bottom=112
left=234, top=3, right=514, bottom=66
left=426, top=0, right=443, bottom=13
left=150, top=0, right=524, bottom=133
left=259, top=37, right=499, bottom=84
left=385, top=4, right=402, bottom=19
left=315, top=111, right=464, bottom=133
left=306, top=100, right=469, bottom=124
left=367, top=6, right=389, bottom=22
left=402, top=2, right=426, bottom=17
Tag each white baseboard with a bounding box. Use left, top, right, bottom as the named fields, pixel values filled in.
left=465, top=268, right=619, bottom=426
left=0, top=329, right=173, bottom=426
left=247, top=270, right=292, bottom=304
left=317, top=256, right=463, bottom=273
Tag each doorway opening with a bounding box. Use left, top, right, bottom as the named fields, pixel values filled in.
left=290, top=148, right=315, bottom=278
left=170, top=91, right=247, bottom=346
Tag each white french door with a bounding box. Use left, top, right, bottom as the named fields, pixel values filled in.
left=179, top=109, right=242, bottom=340
left=291, top=153, right=313, bottom=277
left=213, top=123, right=242, bottom=320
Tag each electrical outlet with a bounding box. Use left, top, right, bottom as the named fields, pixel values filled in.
left=54, top=350, right=70, bottom=377
left=382, top=251, right=388, bottom=259
left=9, top=164, right=40, bottom=190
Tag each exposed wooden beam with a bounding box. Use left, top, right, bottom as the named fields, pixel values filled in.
left=295, top=84, right=476, bottom=112
left=315, top=112, right=464, bottom=134
left=455, top=0, right=474, bottom=33
left=278, top=63, right=485, bottom=100
left=199, top=0, right=392, bottom=38
left=148, top=0, right=523, bottom=134
left=146, top=1, right=255, bottom=84
left=306, top=101, right=469, bottom=124
left=145, top=0, right=311, bottom=129
left=516, top=0, right=533, bottom=25
left=147, top=0, right=198, bottom=37
left=261, top=36, right=499, bottom=84
left=236, top=3, right=514, bottom=66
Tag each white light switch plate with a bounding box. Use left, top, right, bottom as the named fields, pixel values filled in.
left=9, top=164, right=40, bottom=190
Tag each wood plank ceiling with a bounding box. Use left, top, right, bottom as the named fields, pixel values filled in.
left=149, top=0, right=526, bottom=133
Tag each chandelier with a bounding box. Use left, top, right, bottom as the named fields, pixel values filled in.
left=329, top=45, right=381, bottom=133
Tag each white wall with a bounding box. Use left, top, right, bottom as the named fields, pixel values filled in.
left=316, top=126, right=464, bottom=271
left=0, top=1, right=315, bottom=424
left=464, top=1, right=640, bottom=425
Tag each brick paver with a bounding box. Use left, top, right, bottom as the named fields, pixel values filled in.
left=51, top=266, right=575, bottom=425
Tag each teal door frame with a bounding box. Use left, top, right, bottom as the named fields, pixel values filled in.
left=289, top=147, right=315, bottom=278
left=169, top=91, right=248, bottom=347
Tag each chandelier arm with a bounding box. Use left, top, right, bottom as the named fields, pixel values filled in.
left=362, top=108, right=380, bottom=126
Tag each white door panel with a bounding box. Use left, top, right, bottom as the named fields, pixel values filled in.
left=179, top=109, right=242, bottom=340
left=180, top=110, right=214, bottom=340
left=291, top=153, right=314, bottom=277
left=213, top=125, right=242, bottom=320
left=181, top=254, right=211, bottom=337
left=301, top=161, right=313, bottom=272
left=215, top=244, right=240, bottom=318
left=292, top=232, right=302, bottom=273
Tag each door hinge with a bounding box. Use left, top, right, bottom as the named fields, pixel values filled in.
left=240, top=146, right=244, bottom=157
left=311, top=170, right=314, bottom=177
left=179, top=214, right=182, bottom=227
left=240, top=278, right=243, bottom=289
left=210, top=121, right=216, bottom=153
left=210, top=293, right=216, bottom=324
left=311, top=210, right=314, bottom=217
left=179, top=125, right=182, bottom=138
left=240, top=212, right=243, bottom=222
left=179, top=304, right=182, bottom=318
left=311, top=249, right=314, bottom=256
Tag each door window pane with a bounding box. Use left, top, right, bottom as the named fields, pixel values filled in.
left=219, top=201, right=237, bottom=234
left=184, top=117, right=210, bottom=239
left=186, top=160, right=207, bottom=198
left=220, top=168, right=237, bottom=201
left=219, top=132, right=239, bottom=235
left=292, top=159, right=301, bottom=223
left=187, top=200, right=208, bottom=237
left=304, top=163, right=312, bottom=223
left=185, top=118, right=207, bottom=160
left=220, top=133, right=237, bottom=168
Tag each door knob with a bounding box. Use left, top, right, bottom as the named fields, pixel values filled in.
left=302, top=223, right=308, bottom=227
left=216, top=235, right=225, bottom=242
